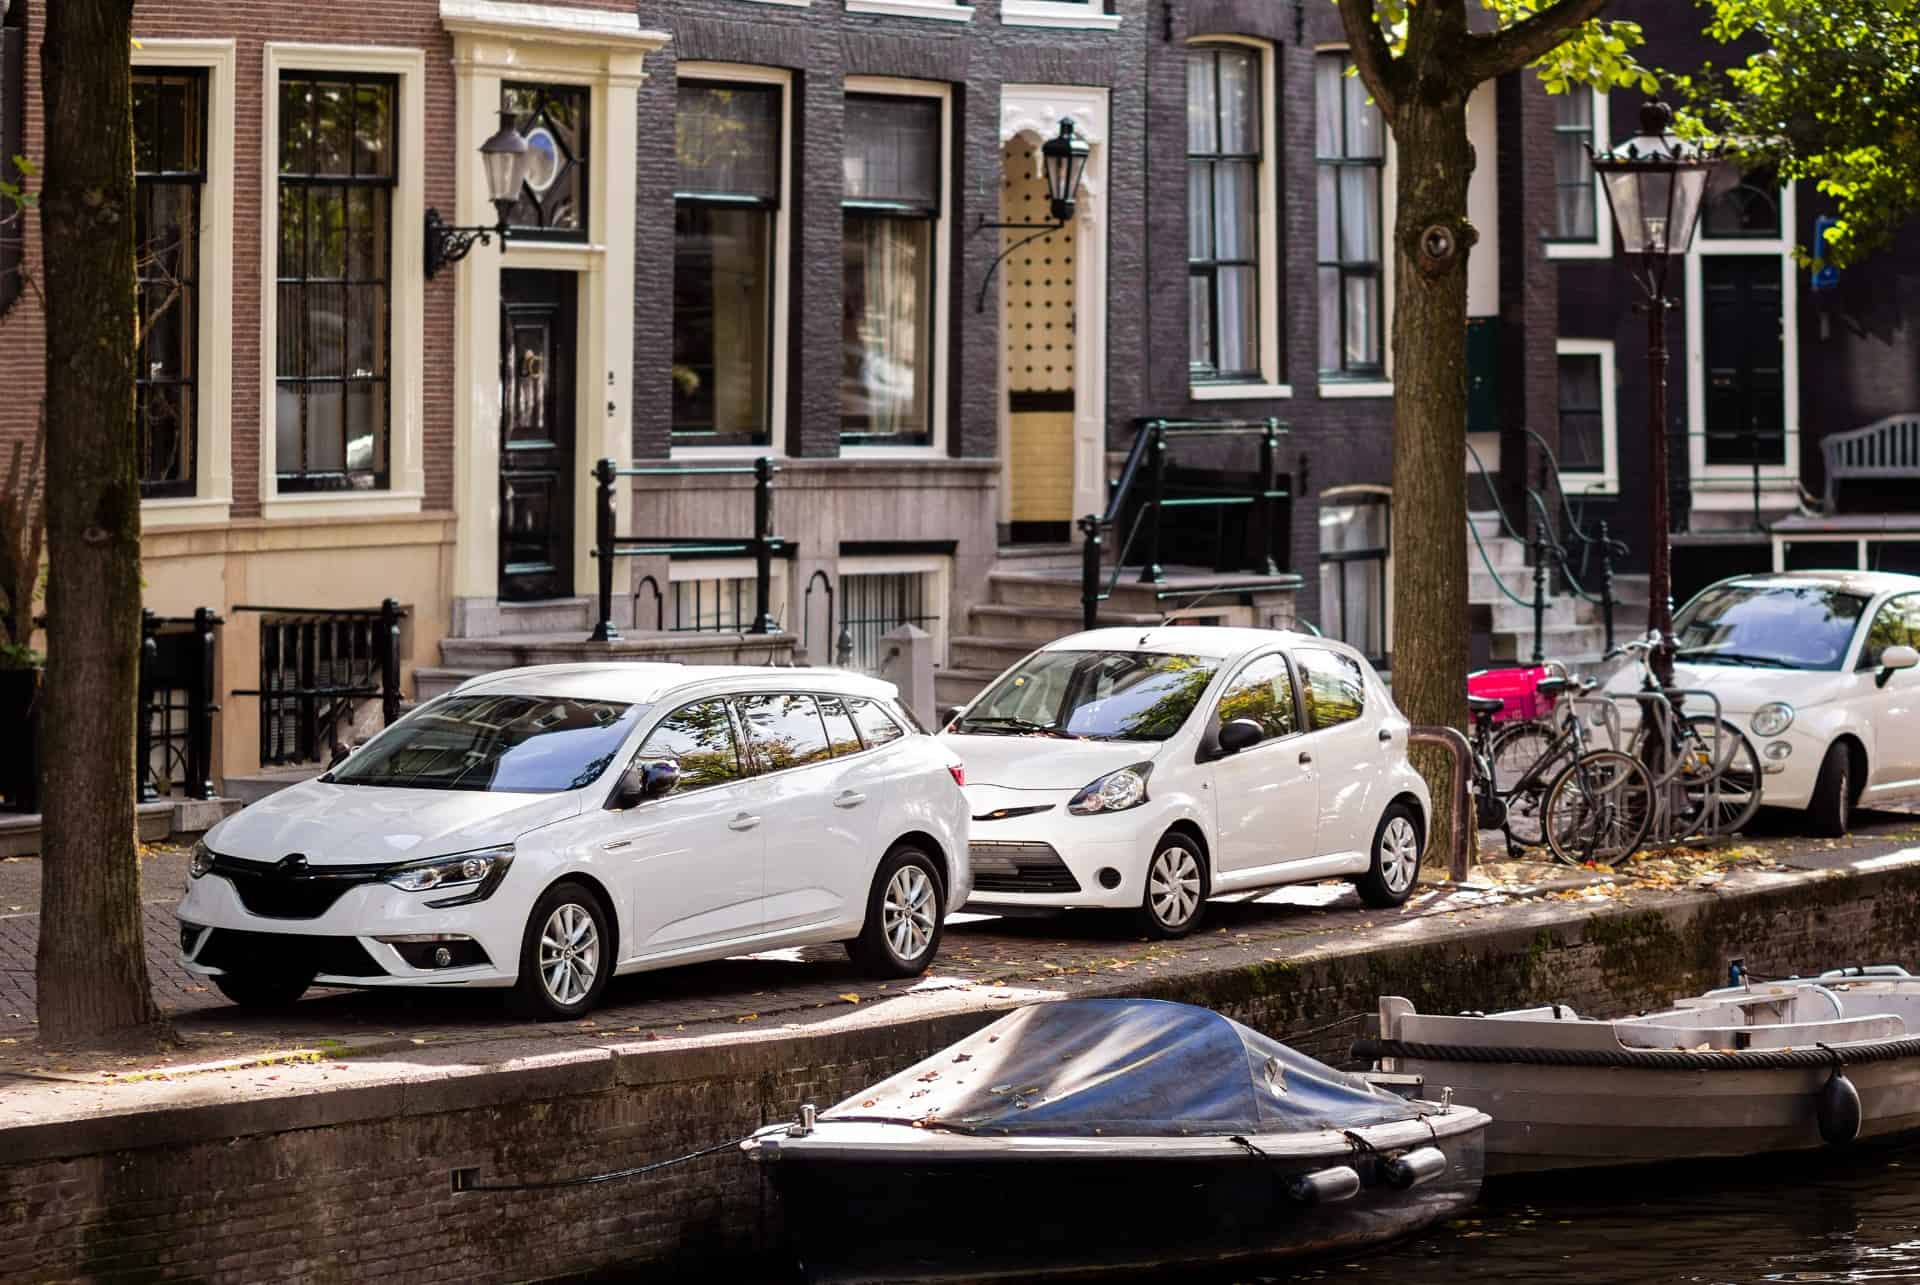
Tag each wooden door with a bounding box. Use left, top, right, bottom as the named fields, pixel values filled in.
left=499, top=270, right=577, bottom=602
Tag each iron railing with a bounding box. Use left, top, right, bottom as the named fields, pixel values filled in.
left=1080, top=417, right=1292, bottom=630
left=588, top=457, right=787, bottom=643
left=138, top=607, right=222, bottom=801
left=232, top=600, right=405, bottom=768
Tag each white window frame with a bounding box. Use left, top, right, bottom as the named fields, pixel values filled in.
left=1553, top=337, right=1620, bottom=496
left=1313, top=45, right=1394, bottom=400
left=845, top=0, right=974, bottom=21
left=1544, top=85, right=1612, bottom=261
left=836, top=553, right=951, bottom=668
left=133, top=39, right=237, bottom=529
left=1002, top=0, right=1121, bottom=31
left=1684, top=180, right=1800, bottom=501
left=672, top=63, right=794, bottom=462
left=840, top=76, right=953, bottom=459
left=1187, top=36, right=1288, bottom=401
left=258, top=43, right=427, bottom=522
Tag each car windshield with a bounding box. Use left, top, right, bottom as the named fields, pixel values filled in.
left=1672, top=584, right=1871, bottom=671
left=954, top=650, right=1220, bottom=742
left=328, top=694, right=646, bottom=792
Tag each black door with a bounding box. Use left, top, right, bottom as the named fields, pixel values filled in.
left=1703, top=256, right=1785, bottom=467
left=500, top=270, right=577, bottom=602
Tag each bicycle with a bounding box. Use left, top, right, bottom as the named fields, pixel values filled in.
left=1606, top=636, right=1764, bottom=843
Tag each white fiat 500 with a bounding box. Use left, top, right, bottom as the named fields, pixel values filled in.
left=940, top=627, right=1431, bottom=937
left=178, top=664, right=970, bottom=1019
left=1602, top=571, right=1920, bottom=836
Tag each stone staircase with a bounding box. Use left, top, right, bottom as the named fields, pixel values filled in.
left=1468, top=512, right=1649, bottom=667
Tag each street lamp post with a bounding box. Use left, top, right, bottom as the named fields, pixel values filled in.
left=1590, top=101, right=1720, bottom=688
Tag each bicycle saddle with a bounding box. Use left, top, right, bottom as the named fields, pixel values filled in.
left=1468, top=694, right=1504, bottom=716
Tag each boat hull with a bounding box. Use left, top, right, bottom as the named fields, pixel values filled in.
left=758, top=1131, right=1485, bottom=1283
left=1392, top=1055, right=1920, bottom=1174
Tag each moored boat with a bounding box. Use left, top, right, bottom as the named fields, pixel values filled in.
left=744, top=998, right=1489, bottom=1283
left=1359, top=966, right=1920, bottom=1175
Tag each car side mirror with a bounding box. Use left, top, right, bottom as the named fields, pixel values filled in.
left=938, top=705, right=964, bottom=731
left=1217, top=718, right=1266, bottom=755
left=328, top=741, right=355, bottom=768
left=1878, top=644, right=1920, bottom=688
left=612, top=758, right=680, bottom=809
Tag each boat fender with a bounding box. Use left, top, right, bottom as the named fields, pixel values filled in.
left=1816, top=1046, right=1863, bottom=1146
left=1383, top=1145, right=1449, bottom=1190
left=1287, top=1165, right=1362, bottom=1205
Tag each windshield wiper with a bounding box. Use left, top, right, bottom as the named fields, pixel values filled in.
left=1674, top=648, right=1799, bottom=669
left=957, top=716, right=1069, bottom=738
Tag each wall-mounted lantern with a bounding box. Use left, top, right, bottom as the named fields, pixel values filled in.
left=424, top=109, right=531, bottom=279
left=975, top=117, right=1093, bottom=312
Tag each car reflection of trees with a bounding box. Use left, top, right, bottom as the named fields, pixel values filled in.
left=1088, top=656, right=1218, bottom=741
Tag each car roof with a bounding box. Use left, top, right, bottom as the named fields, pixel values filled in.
left=444, top=662, right=900, bottom=705
left=1712, top=570, right=1920, bottom=599
left=1037, top=625, right=1353, bottom=663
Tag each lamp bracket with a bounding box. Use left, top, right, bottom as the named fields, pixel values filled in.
left=972, top=215, right=1069, bottom=313
left=425, top=207, right=509, bottom=280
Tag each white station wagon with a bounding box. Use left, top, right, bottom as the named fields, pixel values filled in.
left=941, top=627, right=1432, bottom=937
left=178, top=664, right=970, bottom=1019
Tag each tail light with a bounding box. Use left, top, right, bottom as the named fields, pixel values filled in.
left=947, top=764, right=966, bottom=788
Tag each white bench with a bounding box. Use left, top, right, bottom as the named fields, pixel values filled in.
left=1824, top=413, right=1920, bottom=512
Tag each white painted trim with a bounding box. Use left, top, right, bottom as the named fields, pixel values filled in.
left=133, top=39, right=236, bottom=528
left=674, top=63, right=793, bottom=462
left=1684, top=181, right=1801, bottom=487
left=842, top=76, right=953, bottom=458
left=439, top=0, right=671, bottom=49
left=259, top=44, right=427, bottom=522
left=1318, top=380, right=1394, bottom=400
left=1002, top=1, right=1121, bottom=29
left=1186, top=37, right=1283, bottom=393
left=1544, top=85, right=1612, bottom=261
left=845, top=0, right=974, bottom=20
left=1554, top=337, right=1620, bottom=496
left=1190, top=382, right=1292, bottom=401
left=996, top=84, right=1111, bottom=533
left=836, top=553, right=952, bottom=667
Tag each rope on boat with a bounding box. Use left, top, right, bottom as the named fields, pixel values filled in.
left=452, top=1125, right=784, bottom=1193
left=1351, top=1035, right=1920, bottom=1073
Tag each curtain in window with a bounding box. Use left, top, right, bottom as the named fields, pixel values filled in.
left=1318, top=495, right=1390, bottom=665
left=1187, top=45, right=1263, bottom=381
left=1315, top=54, right=1384, bottom=377
left=1553, top=91, right=1596, bottom=240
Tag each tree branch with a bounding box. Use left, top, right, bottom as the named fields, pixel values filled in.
left=1335, top=0, right=1404, bottom=123
left=1462, top=0, right=1610, bottom=82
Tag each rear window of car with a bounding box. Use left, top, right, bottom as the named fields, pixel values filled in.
left=1296, top=649, right=1366, bottom=731
left=847, top=697, right=907, bottom=747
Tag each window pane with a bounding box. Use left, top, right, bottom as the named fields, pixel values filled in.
left=847, top=698, right=906, bottom=747
left=639, top=699, right=746, bottom=791
left=1186, top=50, right=1218, bottom=154
left=842, top=211, right=932, bottom=442
left=1217, top=266, right=1257, bottom=376
left=673, top=203, right=773, bottom=445
left=1344, top=274, right=1378, bottom=369
left=1189, top=272, right=1213, bottom=370
left=1554, top=129, right=1594, bottom=239
left=1217, top=654, right=1298, bottom=739
left=353, top=81, right=392, bottom=178
left=677, top=82, right=779, bottom=202
left=279, top=79, right=310, bottom=175
left=312, top=81, right=351, bottom=176
left=1298, top=648, right=1366, bottom=729
left=1212, top=160, right=1255, bottom=261
left=1316, top=267, right=1341, bottom=372
left=1187, top=161, right=1213, bottom=260
left=820, top=698, right=865, bottom=756
left=1217, top=48, right=1258, bottom=154
left=1315, top=55, right=1344, bottom=156
left=1344, top=70, right=1383, bottom=159
left=736, top=693, right=835, bottom=771
left=1315, top=167, right=1338, bottom=260
left=503, top=82, right=591, bottom=235
left=845, top=94, right=940, bottom=209
left=1338, top=167, right=1378, bottom=260
left=1558, top=353, right=1606, bottom=472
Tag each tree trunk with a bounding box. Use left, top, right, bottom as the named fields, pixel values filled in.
left=35, top=0, right=169, bottom=1049
left=1388, top=90, right=1476, bottom=857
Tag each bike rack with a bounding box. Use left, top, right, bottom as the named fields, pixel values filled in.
left=1409, top=725, right=1474, bottom=882
left=1606, top=687, right=1746, bottom=846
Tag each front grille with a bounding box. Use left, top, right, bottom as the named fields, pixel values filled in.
left=196, top=927, right=387, bottom=978
left=968, top=841, right=1082, bottom=894
left=211, top=853, right=389, bottom=920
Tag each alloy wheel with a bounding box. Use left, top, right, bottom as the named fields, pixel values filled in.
left=1380, top=815, right=1420, bottom=893
left=1148, top=845, right=1202, bottom=929
left=538, top=902, right=601, bottom=1007
left=882, top=865, right=937, bottom=963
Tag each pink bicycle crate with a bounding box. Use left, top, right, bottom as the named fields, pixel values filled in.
left=1467, top=665, right=1555, bottom=723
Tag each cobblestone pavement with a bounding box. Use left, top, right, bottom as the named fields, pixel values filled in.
left=2, top=809, right=1917, bottom=1086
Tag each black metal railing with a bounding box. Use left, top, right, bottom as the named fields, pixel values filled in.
left=138, top=607, right=222, bottom=801
left=1080, top=417, right=1291, bottom=630
left=588, top=457, right=787, bottom=643
left=232, top=600, right=405, bottom=768
left=803, top=569, right=854, bottom=668
left=840, top=571, right=941, bottom=671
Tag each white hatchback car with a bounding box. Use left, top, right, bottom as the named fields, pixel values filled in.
left=178, top=664, right=970, bottom=1019
left=940, top=627, right=1432, bottom=937
left=1602, top=571, right=1920, bottom=836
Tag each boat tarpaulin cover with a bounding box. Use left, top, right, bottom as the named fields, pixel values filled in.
left=825, top=998, right=1416, bottom=1136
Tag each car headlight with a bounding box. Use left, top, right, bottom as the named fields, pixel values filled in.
left=1751, top=702, right=1795, bottom=737
left=382, top=845, right=515, bottom=906
left=188, top=840, right=214, bottom=879
left=1067, top=763, right=1153, bottom=816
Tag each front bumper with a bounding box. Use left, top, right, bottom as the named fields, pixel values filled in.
left=175, top=868, right=521, bottom=989
left=960, top=792, right=1163, bottom=910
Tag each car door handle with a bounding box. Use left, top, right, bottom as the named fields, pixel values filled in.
left=833, top=790, right=868, bottom=809
left=1378, top=728, right=1393, bottom=743
left=1299, top=751, right=1314, bottom=765
left=728, top=812, right=762, bottom=832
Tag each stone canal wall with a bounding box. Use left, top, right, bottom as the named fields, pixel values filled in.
left=7, top=860, right=1920, bottom=1283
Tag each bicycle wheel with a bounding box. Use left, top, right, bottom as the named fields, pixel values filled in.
left=1544, top=749, right=1655, bottom=867
left=1489, top=720, right=1564, bottom=848
left=1670, top=716, right=1763, bottom=838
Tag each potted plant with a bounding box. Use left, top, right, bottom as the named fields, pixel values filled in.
left=0, top=413, right=44, bottom=812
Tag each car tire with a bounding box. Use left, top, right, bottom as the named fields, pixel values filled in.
left=1809, top=742, right=1857, bottom=838
left=1356, top=802, right=1423, bottom=908
left=1138, top=832, right=1209, bottom=939
left=213, top=969, right=315, bottom=1010
left=846, top=844, right=946, bottom=979
left=509, top=880, right=614, bottom=1021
